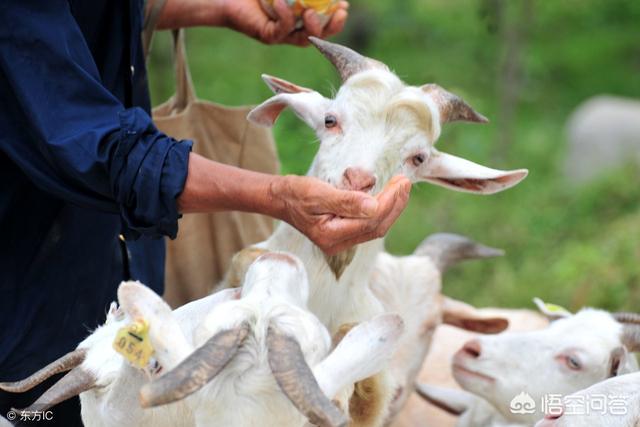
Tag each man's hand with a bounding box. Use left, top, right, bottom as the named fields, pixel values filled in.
left=178, top=154, right=410, bottom=255
left=222, top=0, right=349, bottom=46
left=270, top=175, right=411, bottom=255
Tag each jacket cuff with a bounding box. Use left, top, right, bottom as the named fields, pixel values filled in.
left=112, top=107, right=192, bottom=239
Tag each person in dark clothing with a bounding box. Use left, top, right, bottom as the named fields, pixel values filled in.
left=0, top=0, right=410, bottom=424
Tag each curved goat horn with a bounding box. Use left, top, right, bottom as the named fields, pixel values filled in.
left=309, top=36, right=387, bottom=82
left=267, top=326, right=348, bottom=427
left=14, top=367, right=96, bottom=413
left=621, top=324, right=640, bottom=352
left=613, top=312, right=640, bottom=325
left=421, top=84, right=488, bottom=125
left=0, top=349, right=87, bottom=393
left=139, top=323, right=250, bottom=408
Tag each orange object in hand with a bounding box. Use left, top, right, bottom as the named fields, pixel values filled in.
left=261, top=0, right=340, bottom=27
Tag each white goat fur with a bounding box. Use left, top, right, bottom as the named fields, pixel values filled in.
left=27, top=253, right=402, bottom=427
left=393, top=308, right=548, bottom=427
left=441, top=309, right=638, bottom=426
left=245, top=49, right=527, bottom=424
left=368, top=235, right=511, bottom=422
left=534, top=371, right=640, bottom=427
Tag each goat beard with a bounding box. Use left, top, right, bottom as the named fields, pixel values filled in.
left=324, top=247, right=357, bottom=279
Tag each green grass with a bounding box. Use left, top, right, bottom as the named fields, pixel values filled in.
left=147, top=0, right=640, bottom=312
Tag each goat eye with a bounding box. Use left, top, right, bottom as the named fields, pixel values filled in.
left=324, top=115, right=338, bottom=129
left=411, top=153, right=426, bottom=167
left=566, top=356, right=581, bottom=370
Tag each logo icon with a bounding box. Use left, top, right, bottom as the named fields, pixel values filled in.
left=510, top=391, right=536, bottom=414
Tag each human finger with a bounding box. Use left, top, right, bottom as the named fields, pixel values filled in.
left=301, top=9, right=324, bottom=38
left=323, top=2, right=349, bottom=37
left=322, top=177, right=411, bottom=254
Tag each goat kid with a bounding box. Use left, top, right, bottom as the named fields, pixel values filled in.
left=1, top=253, right=404, bottom=427
left=417, top=304, right=640, bottom=426
left=238, top=37, right=527, bottom=425
left=535, top=371, right=640, bottom=427
left=247, top=37, right=528, bottom=331
left=395, top=308, right=548, bottom=427
left=369, top=233, right=510, bottom=421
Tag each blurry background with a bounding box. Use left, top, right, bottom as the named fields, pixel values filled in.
left=148, top=0, right=640, bottom=311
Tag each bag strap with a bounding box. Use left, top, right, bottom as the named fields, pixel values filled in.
left=142, top=1, right=195, bottom=112
left=169, top=29, right=196, bottom=112
left=142, top=0, right=168, bottom=58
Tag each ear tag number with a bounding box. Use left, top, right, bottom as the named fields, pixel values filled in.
left=113, top=319, right=154, bottom=369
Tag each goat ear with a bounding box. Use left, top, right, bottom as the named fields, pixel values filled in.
left=313, top=314, right=404, bottom=398
left=261, top=74, right=313, bottom=94
left=117, top=281, right=192, bottom=369
left=415, top=150, right=528, bottom=195
left=415, top=384, right=476, bottom=416
left=442, top=297, right=509, bottom=334
left=247, top=91, right=329, bottom=129
left=608, top=346, right=636, bottom=377
left=532, top=297, right=572, bottom=320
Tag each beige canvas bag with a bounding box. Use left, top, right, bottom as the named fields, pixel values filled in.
left=151, top=30, right=279, bottom=307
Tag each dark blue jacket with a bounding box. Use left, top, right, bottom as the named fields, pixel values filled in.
left=0, top=0, right=192, bottom=379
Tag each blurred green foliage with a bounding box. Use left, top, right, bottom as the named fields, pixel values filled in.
left=148, top=0, right=640, bottom=312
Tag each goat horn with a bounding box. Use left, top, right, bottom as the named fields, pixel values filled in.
left=421, top=84, right=489, bottom=125
left=308, top=36, right=387, bottom=82
left=0, top=349, right=87, bottom=393
left=14, top=367, right=96, bottom=413
left=613, top=312, right=640, bottom=325
left=139, top=323, right=250, bottom=408
left=621, top=324, right=640, bottom=352
left=414, top=233, right=504, bottom=273
left=267, top=326, right=348, bottom=427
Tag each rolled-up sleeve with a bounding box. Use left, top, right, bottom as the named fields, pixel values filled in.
left=113, top=108, right=192, bottom=238
left=0, top=0, right=191, bottom=238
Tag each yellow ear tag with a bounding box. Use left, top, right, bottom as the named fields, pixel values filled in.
left=543, top=302, right=571, bottom=315
left=113, top=319, right=154, bottom=369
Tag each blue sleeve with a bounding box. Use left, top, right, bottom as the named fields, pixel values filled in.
left=0, top=0, right=191, bottom=239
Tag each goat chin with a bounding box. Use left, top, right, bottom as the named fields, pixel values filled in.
left=259, top=222, right=387, bottom=332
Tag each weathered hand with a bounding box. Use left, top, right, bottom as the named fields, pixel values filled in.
left=270, top=175, right=411, bottom=255
left=222, top=0, right=349, bottom=46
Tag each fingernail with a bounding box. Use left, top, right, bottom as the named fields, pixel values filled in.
left=361, top=198, right=378, bottom=215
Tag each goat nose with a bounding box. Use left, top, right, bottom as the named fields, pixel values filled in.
left=343, top=168, right=376, bottom=192
left=461, top=340, right=482, bottom=359
left=537, top=408, right=564, bottom=427
left=544, top=405, right=564, bottom=420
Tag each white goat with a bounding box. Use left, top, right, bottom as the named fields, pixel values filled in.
left=394, top=308, right=548, bottom=427
left=369, top=233, right=511, bottom=421
left=534, top=371, right=640, bottom=427
left=240, top=36, right=528, bottom=425
left=1, top=253, right=404, bottom=427
left=417, top=306, right=640, bottom=426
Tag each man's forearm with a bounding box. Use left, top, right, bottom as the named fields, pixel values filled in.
left=177, top=152, right=284, bottom=218
left=156, top=0, right=228, bottom=29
